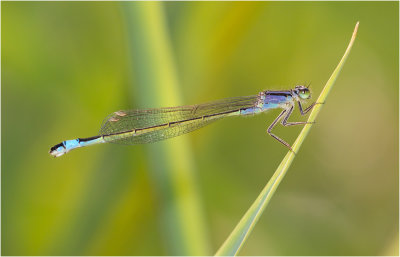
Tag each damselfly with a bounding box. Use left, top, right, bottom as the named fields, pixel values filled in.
left=49, top=85, right=317, bottom=157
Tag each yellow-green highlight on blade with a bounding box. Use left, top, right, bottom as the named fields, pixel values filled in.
left=215, top=22, right=360, bottom=256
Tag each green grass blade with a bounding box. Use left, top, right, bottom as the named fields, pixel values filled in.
left=123, top=3, right=210, bottom=255
left=215, top=22, right=360, bottom=256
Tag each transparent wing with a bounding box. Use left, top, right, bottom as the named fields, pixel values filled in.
left=99, top=95, right=259, bottom=145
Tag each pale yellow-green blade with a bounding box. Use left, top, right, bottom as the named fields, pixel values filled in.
left=215, top=22, right=360, bottom=256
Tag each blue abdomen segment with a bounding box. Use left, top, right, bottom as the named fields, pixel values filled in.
left=49, top=136, right=105, bottom=157
left=64, top=136, right=105, bottom=150
left=64, top=139, right=80, bottom=150
left=78, top=136, right=104, bottom=147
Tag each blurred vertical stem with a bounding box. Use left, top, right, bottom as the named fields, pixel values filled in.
left=122, top=2, right=210, bottom=255
left=216, top=22, right=359, bottom=256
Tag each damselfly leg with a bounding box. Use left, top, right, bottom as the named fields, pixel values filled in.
left=267, top=100, right=319, bottom=152
left=298, top=101, right=325, bottom=115
left=267, top=109, right=293, bottom=150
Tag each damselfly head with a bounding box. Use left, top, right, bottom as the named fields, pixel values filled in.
left=49, top=142, right=67, bottom=157
left=294, top=85, right=311, bottom=100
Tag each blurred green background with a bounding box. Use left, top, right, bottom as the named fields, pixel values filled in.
left=2, top=2, right=398, bottom=256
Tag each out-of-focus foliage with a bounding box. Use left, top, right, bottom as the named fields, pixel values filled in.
left=2, top=2, right=398, bottom=255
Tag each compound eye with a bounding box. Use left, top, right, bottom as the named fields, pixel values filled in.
left=299, top=89, right=310, bottom=99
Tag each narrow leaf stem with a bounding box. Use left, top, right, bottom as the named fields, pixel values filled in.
left=215, top=22, right=359, bottom=256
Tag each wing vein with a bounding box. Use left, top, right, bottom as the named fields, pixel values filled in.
left=99, top=95, right=259, bottom=144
